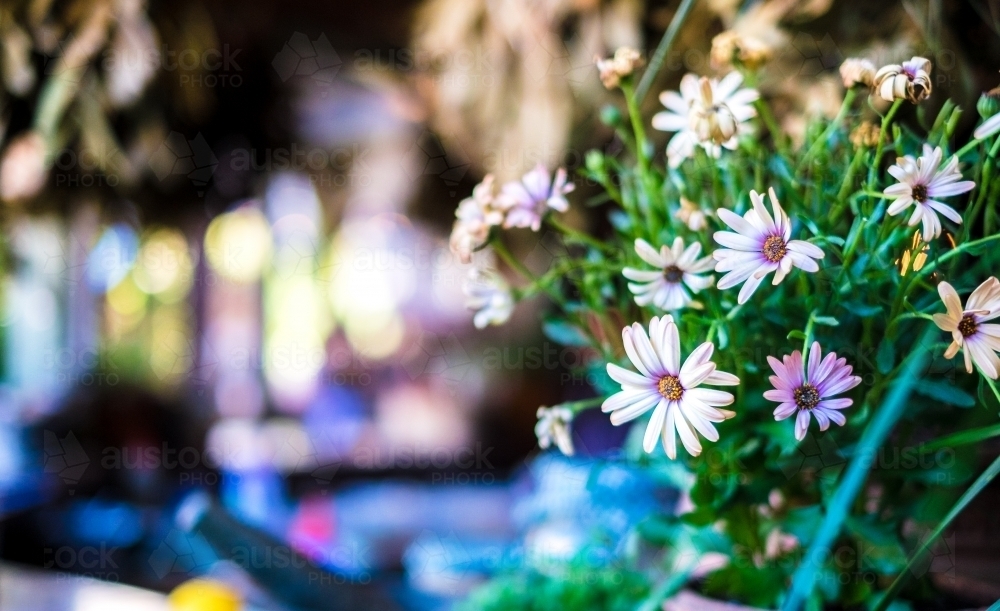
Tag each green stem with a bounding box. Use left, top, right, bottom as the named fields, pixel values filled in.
left=870, top=100, right=904, bottom=181
left=492, top=237, right=567, bottom=309
left=621, top=81, right=651, bottom=173
left=832, top=146, right=867, bottom=222
left=621, top=80, right=660, bottom=233
left=634, top=0, right=698, bottom=104
left=954, top=135, right=984, bottom=160
left=547, top=216, right=612, bottom=252
left=755, top=98, right=793, bottom=164
left=800, top=89, right=857, bottom=170
left=802, top=310, right=818, bottom=354
left=560, top=396, right=605, bottom=414
left=911, top=233, right=1000, bottom=280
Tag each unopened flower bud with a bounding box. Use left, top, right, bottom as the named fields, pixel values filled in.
left=978, top=87, right=1000, bottom=120
left=711, top=31, right=771, bottom=71
left=839, top=58, right=876, bottom=88
left=595, top=47, right=643, bottom=90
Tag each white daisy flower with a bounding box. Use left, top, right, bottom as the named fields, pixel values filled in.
left=535, top=406, right=575, bottom=455
left=932, top=277, right=1000, bottom=379
left=883, top=145, right=975, bottom=242
left=712, top=187, right=824, bottom=304
left=463, top=264, right=514, bottom=329
left=602, top=316, right=739, bottom=459
left=652, top=72, right=759, bottom=168
left=623, top=237, right=714, bottom=311
left=498, top=164, right=574, bottom=232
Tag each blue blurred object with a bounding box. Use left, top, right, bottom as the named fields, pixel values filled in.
left=67, top=498, right=145, bottom=547
left=85, top=224, right=138, bottom=293
left=219, top=466, right=291, bottom=537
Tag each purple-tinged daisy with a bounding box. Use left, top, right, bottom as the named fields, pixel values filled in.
left=883, top=145, right=975, bottom=242
left=602, top=315, right=739, bottom=459
left=713, top=187, right=824, bottom=304
left=766, top=342, right=861, bottom=441
left=498, top=164, right=574, bottom=231
left=873, top=57, right=932, bottom=103
left=933, top=277, right=1000, bottom=378
left=623, top=237, right=715, bottom=311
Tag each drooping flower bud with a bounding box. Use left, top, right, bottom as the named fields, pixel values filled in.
left=873, top=57, right=932, bottom=103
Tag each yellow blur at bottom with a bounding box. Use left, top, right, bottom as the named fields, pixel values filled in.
left=168, top=580, right=242, bottom=611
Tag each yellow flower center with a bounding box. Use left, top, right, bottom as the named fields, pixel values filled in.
left=657, top=375, right=684, bottom=401
left=762, top=235, right=787, bottom=263
left=794, top=384, right=820, bottom=410
left=958, top=314, right=978, bottom=338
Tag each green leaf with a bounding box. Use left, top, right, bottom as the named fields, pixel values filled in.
left=813, top=316, right=839, bottom=326
left=845, top=516, right=908, bottom=573
left=876, top=341, right=895, bottom=374
left=783, top=505, right=823, bottom=547
left=913, top=379, right=976, bottom=407
left=921, top=422, right=1000, bottom=452
left=846, top=302, right=884, bottom=317
left=787, top=330, right=807, bottom=341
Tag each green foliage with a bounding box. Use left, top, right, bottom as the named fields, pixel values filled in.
left=458, top=560, right=650, bottom=611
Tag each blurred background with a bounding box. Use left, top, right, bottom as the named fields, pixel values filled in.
left=0, top=0, right=999, bottom=609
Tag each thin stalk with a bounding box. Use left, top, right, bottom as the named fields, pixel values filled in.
left=492, top=237, right=567, bottom=309
left=910, top=233, right=1000, bottom=280
left=802, top=310, right=818, bottom=354
left=622, top=80, right=661, bottom=234
left=954, top=135, right=984, bottom=160
left=547, top=216, right=614, bottom=252
left=634, top=0, right=698, bottom=104
left=870, top=100, right=904, bottom=180
left=561, top=396, right=605, bottom=414
left=832, top=146, right=867, bottom=222
left=800, top=89, right=857, bottom=170
left=755, top=98, right=793, bottom=164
